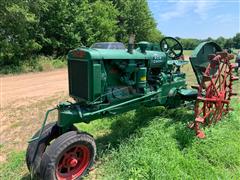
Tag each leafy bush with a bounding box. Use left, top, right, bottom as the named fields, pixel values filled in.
left=0, top=0, right=162, bottom=73
left=0, top=56, right=66, bottom=74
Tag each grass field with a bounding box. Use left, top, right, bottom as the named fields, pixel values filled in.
left=0, top=54, right=240, bottom=179
left=1, top=99, right=239, bottom=179
left=183, top=50, right=193, bottom=57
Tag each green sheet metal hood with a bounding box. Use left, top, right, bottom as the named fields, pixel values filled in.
left=68, top=47, right=167, bottom=61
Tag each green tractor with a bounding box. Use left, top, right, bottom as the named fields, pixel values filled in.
left=26, top=37, right=238, bottom=179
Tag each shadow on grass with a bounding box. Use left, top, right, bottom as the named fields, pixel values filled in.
left=95, top=106, right=196, bottom=157
left=163, top=108, right=196, bottom=150
left=19, top=107, right=196, bottom=179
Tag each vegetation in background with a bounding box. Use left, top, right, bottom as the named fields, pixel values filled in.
left=0, top=0, right=162, bottom=73
left=0, top=0, right=239, bottom=74
left=178, top=33, right=240, bottom=50
left=0, top=56, right=66, bottom=74
left=0, top=0, right=41, bottom=67
left=113, top=0, right=163, bottom=42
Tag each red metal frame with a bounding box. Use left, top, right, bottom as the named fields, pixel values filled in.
left=193, top=52, right=238, bottom=138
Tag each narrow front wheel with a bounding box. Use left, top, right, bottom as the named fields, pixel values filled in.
left=40, top=131, right=96, bottom=180
left=26, top=123, right=78, bottom=177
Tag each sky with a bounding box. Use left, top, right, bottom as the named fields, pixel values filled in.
left=147, top=0, right=240, bottom=39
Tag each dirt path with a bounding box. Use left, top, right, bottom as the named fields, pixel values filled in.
left=0, top=68, right=68, bottom=108
left=0, top=69, right=70, bottom=162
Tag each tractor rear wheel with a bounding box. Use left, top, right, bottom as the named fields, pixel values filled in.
left=193, top=52, right=238, bottom=138
left=39, top=131, right=96, bottom=180
left=26, top=122, right=77, bottom=178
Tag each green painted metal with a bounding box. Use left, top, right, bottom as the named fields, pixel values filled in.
left=136, top=67, right=147, bottom=88
left=67, top=47, right=168, bottom=102
left=92, top=63, right=102, bottom=99
left=56, top=38, right=207, bottom=130
left=190, top=41, right=222, bottom=84
left=68, top=48, right=167, bottom=61
left=57, top=76, right=190, bottom=128
left=28, top=107, right=58, bottom=142
left=136, top=42, right=161, bottom=51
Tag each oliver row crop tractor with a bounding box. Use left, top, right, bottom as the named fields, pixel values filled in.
left=26, top=37, right=238, bottom=179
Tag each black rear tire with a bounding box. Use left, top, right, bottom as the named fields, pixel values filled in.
left=26, top=122, right=78, bottom=178
left=39, top=131, right=96, bottom=180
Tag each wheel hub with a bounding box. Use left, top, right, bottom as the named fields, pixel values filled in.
left=56, top=145, right=91, bottom=180
left=67, top=157, right=78, bottom=167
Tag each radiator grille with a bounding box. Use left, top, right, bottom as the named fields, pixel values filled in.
left=68, top=60, right=89, bottom=100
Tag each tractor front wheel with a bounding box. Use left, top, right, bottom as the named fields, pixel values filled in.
left=26, top=122, right=77, bottom=178
left=39, top=131, right=96, bottom=180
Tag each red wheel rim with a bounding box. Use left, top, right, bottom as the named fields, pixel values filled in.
left=56, top=145, right=91, bottom=180
left=193, top=52, right=236, bottom=138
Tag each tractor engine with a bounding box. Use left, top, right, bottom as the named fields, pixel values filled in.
left=67, top=40, right=189, bottom=110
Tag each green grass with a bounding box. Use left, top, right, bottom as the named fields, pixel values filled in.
left=1, top=100, right=239, bottom=179
left=93, top=101, right=240, bottom=179
left=0, top=56, right=67, bottom=74
left=0, top=151, right=29, bottom=180
left=183, top=50, right=193, bottom=56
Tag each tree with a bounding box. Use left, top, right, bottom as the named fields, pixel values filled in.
left=233, top=33, right=240, bottom=49
left=0, top=0, right=163, bottom=68
left=35, top=0, right=118, bottom=54
left=215, top=37, right=226, bottom=48
left=206, top=37, right=213, bottom=41
left=34, top=0, right=84, bottom=55
left=179, top=38, right=200, bottom=50
left=147, top=28, right=164, bottom=43
left=113, top=0, right=161, bottom=43
left=86, top=0, right=119, bottom=45
left=0, top=0, right=41, bottom=65
left=224, top=38, right=234, bottom=49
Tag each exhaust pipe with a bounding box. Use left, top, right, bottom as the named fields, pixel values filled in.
left=128, top=34, right=135, bottom=54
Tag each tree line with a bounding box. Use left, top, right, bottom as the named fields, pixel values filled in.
left=1, top=0, right=239, bottom=69
left=0, top=0, right=162, bottom=67
left=178, top=33, right=240, bottom=50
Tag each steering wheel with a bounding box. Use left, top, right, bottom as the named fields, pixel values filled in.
left=160, top=37, right=183, bottom=59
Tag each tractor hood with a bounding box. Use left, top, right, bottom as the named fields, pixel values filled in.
left=67, top=47, right=167, bottom=61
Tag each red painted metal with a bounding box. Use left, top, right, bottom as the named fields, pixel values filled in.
left=56, top=145, right=90, bottom=180
left=193, top=52, right=235, bottom=138
left=72, top=50, right=86, bottom=58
